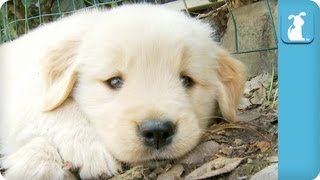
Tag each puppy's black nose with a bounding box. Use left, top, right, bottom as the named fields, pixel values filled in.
left=139, top=120, right=175, bottom=149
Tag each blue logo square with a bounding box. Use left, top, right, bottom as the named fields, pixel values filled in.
left=281, top=8, right=314, bottom=44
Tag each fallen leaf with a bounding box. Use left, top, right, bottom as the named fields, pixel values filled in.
left=267, top=156, right=278, bottom=163
left=238, top=97, right=252, bottom=110
left=110, top=166, right=145, bottom=180
left=157, top=164, right=184, bottom=180
left=164, top=164, right=172, bottom=171
left=220, top=144, right=233, bottom=156
left=153, top=167, right=165, bottom=175
left=239, top=73, right=271, bottom=110
left=237, top=111, right=262, bottom=122
left=245, top=73, right=271, bottom=93
left=234, top=138, right=243, bottom=146
left=256, top=141, right=271, bottom=153
left=178, top=141, right=220, bottom=165
left=250, top=163, right=278, bottom=180
left=250, top=83, right=266, bottom=105
left=148, top=172, right=157, bottom=180
left=142, top=168, right=152, bottom=179
left=185, top=157, right=243, bottom=180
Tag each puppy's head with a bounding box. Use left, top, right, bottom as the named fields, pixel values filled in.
left=40, top=5, right=246, bottom=166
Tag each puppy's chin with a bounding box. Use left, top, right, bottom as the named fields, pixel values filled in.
left=122, top=145, right=193, bottom=168
left=108, top=131, right=202, bottom=168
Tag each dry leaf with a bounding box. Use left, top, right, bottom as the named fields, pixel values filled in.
left=239, top=73, right=271, bottom=110
left=220, top=144, right=233, bottom=156
left=110, top=166, right=145, bottom=180
left=179, top=141, right=220, bottom=165
left=157, top=164, right=184, bottom=180
left=256, top=141, right=271, bottom=153
left=153, top=167, right=165, bottom=175
left=267, top=156, right=278, bottom=163
left=237, top=111, right=261, bottom=122
left=185, top=157, right=243, bottom=180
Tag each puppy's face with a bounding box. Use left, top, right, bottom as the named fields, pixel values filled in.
left=40, top=5, right=246, bottom=166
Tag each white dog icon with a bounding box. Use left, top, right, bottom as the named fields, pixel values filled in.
left=287, top=12, right=307, bottom=41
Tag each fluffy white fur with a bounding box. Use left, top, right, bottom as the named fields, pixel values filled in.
left=0, top=4, right=246, bottom=180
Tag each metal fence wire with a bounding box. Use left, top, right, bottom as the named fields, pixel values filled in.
left=0, top=0, right=278, bottom=54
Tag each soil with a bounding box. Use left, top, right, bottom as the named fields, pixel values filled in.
left=218, top=110, right=278, bottom=180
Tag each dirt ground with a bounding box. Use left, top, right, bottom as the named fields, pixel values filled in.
left=216, top=110, right=278, bottom=180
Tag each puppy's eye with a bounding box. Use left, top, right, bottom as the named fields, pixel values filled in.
left=106, top=77, right=124, bottom=89
left=180, top=75, right=194, bottom=88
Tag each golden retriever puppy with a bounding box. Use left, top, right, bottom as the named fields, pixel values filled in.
left=0, top=4, right=246, bottom=180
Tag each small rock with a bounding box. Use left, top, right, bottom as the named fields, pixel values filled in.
left=237, top=111, right=262, bottom=122
left=256, top=141, right=271, bottom=153
left=225, top=131, right=232, bottom=137
left=220, top=144, right=233, bottom=156
left=213, top=160, right=225, bottom=169
left=238, top=176, right=249, bottom=180
left=235, top=138, right=243, bottom=146
left=250, top=163, right=278, bottom=180
left=179, top=141, right=220, bottom=165
left=238, top=72, right=272, bottom=110
left=110, top=166, right=145, bottom=180
left=142, top=169, right=152, bottom=179
left=157, top=164, right=184, bottom=180
left=257, top=154, right=264, bottom=159
left=153, top=167, right=165, bottom=175
left=164, top=164, right=172, bottom=171
left=185, top=157, right=243, bottom=180
left=217, top=130, right=226, bottom=135
left=247, top=158, right=253, bottom=164
left=233, top=145, right=247, bottom=155
left=267, top=156, right=278, bottom=163
left=144, top=176, right=152, bottom=180
left=149, top=172, right=157, bottom=179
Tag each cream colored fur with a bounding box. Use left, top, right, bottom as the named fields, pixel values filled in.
left=0, top=4, right=246, bottom=180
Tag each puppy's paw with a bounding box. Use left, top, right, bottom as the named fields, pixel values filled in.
left=1, top=137, right=75, bottom=180
left=78, top=144, right=121, bottom=179
left=59, top=139, right=121, bottom=179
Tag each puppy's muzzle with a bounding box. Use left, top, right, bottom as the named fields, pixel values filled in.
left=139, top=120, right=175, bottom=149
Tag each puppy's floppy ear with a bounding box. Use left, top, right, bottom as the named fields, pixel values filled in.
left=288, top=15, right=295, bottom=20
left=216, top=52, right=246, bottom=122
left=40, top=40, right=78, bottom=111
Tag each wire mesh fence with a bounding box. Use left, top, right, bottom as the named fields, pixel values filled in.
left=0, top=0, right=278, bottom=54
left=223, top=0, right=277, bottom=54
